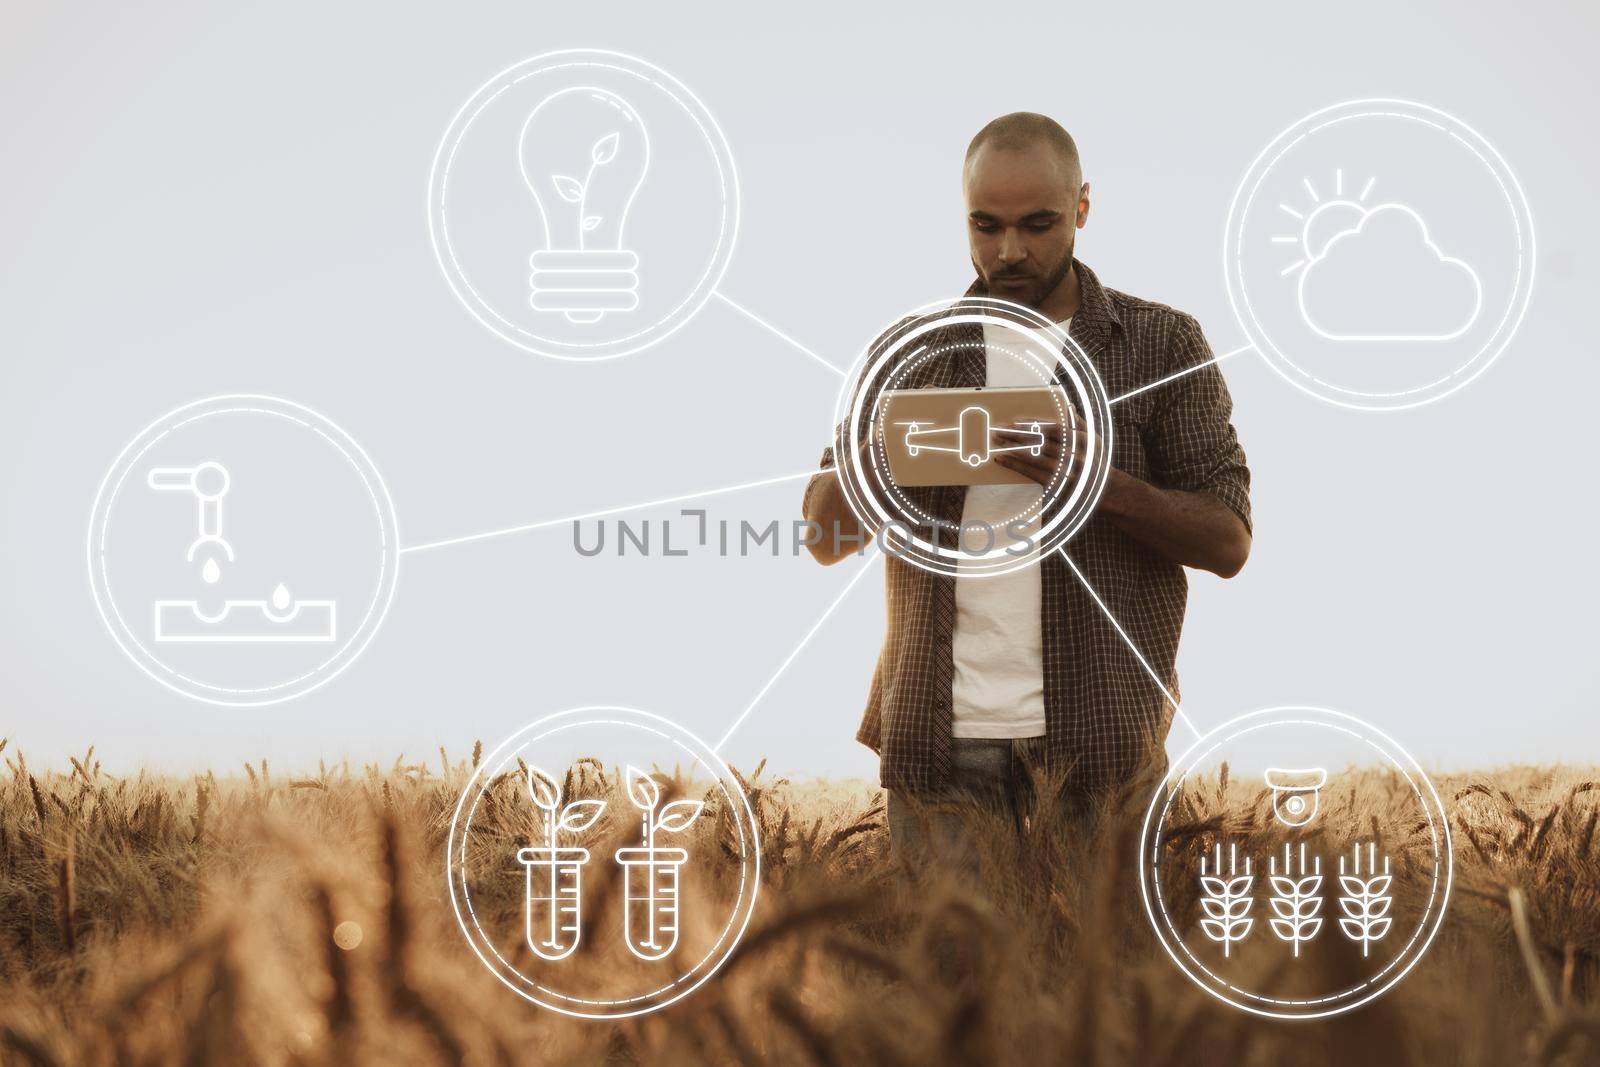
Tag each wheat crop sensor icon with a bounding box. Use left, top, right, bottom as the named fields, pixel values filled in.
left=1268, top=842, right=1324, bottom=957
left=615, top=766, right=703, bottom=961
left=1337, top=842, right=1394, bottom=957
left=1198, top=841, right=1255, bottom=957
left=519, top=766, right=606, bottom=962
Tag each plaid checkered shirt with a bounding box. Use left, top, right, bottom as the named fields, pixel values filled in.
left=804, top=262, right=1251, bottom=794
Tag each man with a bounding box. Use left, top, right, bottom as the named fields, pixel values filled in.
left=802, top=113, right=1251, bottom=861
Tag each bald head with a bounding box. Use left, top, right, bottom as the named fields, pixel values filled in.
left=962, top=113, right=1090, bottom=316
left=965, top=112, right=1082, bottom=190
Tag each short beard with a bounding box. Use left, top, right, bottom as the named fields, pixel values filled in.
left=1026, top=248, right=1075, bottom=312
left=977, top=241, right=1076, bottom=313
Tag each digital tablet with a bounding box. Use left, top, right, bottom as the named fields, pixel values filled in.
left=877, top=385, right=1072, bottom=487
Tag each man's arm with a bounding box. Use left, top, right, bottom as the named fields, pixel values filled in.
left=995, top=313, right=1253, bottom=578
left=993, top=426, right=1250, bottom=577
left=1096, top=472, right=1250, bottom=577
left=802, top=439, right=873, bottom=566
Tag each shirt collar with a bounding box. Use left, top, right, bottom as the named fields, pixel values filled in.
left=964, top=259, right=1121, bottom=338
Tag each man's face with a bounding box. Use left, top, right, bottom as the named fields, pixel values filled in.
left=964, top=142, right=1089, bottom=310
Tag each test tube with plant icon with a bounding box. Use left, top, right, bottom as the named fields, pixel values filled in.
left=519, top=765, right=606, bottom=962
left=615, top=766, right=703, bottom=961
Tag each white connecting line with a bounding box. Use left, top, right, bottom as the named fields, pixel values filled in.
left=1084, top=338, right=1255, bottom=742
left=702, top=326, right=1253, bottom=749
left=399, top=469, right=820, bottom=555
left=1061, top=552, right=1204, bottom=742
left=713, top=290, right=849, bottom=378
left=401, top=311, right=1249, bottom=753
left=715, top=289, right=1252, bottom=401
left=1111, top=343, right=1255, bottom=405
left=714, top=550, right=879, bottom=753
left=712, top=535, right=1213, bottom=752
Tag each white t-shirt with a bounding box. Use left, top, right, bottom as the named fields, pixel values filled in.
left=949, top=318, right=1069, bottom=739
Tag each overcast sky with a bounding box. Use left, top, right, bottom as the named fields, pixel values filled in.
left=2, top=0, right=1595, bottom=781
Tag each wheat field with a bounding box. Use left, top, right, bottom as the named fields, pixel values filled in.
left=0, top=738, right=1597, bottom=1066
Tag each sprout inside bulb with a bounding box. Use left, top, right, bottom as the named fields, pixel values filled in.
left=519, top=88, right=650, bottom=324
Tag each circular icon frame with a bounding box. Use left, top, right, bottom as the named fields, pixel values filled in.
left=428, top=48, right=741, bottom=362
left=86, top=394, right=400, bottom=708
left=445, top=706, right=762, bottom=1019
left=832, top=296, right=1113, bottom=578
left=1138, top=706, right=1453, bottom=1020
left=1223, top=98, right=1535, bottom=411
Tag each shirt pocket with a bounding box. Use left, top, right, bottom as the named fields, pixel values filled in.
left=1107, top=395, right=1154, bottom=481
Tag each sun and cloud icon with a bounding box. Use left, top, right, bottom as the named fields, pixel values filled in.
left=1275, top=171, right=1482, bottom=342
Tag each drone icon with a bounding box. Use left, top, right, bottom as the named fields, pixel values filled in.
left=896, top=406, right=1054, bottom=468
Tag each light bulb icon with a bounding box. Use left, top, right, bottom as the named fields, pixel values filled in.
left=519, top=87, right=649, bottom=324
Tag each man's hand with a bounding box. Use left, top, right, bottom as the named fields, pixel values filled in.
left=992, top=418, right=1250, bottom=577
left=990, top=419, right=1094, bottom=488
left=803, top=428, right=879, bottom=566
